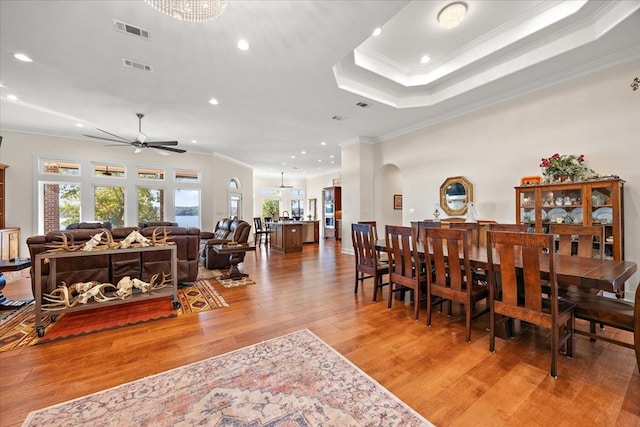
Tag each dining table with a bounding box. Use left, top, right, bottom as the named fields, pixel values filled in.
left=376, top=239, right=637, bottom=295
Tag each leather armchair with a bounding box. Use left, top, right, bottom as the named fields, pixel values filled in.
left=200, top=218, right=252, bottom=269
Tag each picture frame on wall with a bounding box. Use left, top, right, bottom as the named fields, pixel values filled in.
left=393, top=194, right=403, bottom=210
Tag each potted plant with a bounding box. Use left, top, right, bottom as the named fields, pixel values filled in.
left=539, top=153, right=596, bottom=183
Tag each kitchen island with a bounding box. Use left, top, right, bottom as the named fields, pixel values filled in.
left=269, top=221, right=319, bottom=253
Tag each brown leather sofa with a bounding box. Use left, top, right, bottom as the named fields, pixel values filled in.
left=27, top=226, right=200, bottom=302
left=200, top=218, right=251, bottom=269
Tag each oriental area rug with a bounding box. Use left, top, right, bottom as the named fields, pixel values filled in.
left=23, top=329, right=433, bottom=426
left=0, top=279, right=227, bottom=352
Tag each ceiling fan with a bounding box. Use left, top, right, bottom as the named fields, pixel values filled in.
left=83, top=113, right=186, bottom=154
left=278, top=172, right=293, bottom=188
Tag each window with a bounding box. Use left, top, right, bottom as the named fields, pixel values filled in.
left=138, top=167, right=165, bottom=180
left=41, top=160, right=80, bottom=176
left=229, top=178, right=239, bottom=189
left=291, top=200, right=304, bottom=219
left=138, top=187, right=165, bottom=224
left=175, top=188, right=200, bottom=228
left=262, top=199, right=279, bottom=219
left=94, top=163, right=125, bottom=177
left=94, top=185, right=125, bottom=228
left=290, top=188, right=305, bottom=219
left=37, top=156, right=203, bottom=231
left=40, top=181, right=80, bottom=233
left=229, top=192, right=242, bottom=219
left=175, top=169, right=199, bottom=183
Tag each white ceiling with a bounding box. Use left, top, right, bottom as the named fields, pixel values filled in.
left=1, top=0, right=639, bottom=179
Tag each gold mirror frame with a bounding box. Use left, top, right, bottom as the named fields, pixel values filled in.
left=439, top=176, right=473, bottom=216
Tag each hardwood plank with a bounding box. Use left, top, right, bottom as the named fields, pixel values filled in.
left=0, top=239, right=637, bottom=426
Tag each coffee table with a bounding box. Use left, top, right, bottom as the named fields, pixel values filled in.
left=0, top=258, right=32, bottom=309
left=210, top=244, right=256, bottom=280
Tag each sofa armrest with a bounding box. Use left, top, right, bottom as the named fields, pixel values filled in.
left=201, top=231, right=215, bottom=240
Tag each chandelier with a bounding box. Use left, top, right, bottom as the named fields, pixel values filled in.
left=144, top=0, right=228, bottom=23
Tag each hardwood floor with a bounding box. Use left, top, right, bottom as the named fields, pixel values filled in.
left=1, top=239, right=638, bottom=426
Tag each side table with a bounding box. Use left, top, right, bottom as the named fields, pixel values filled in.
left=210, top=244, right=256, bottom=280
left=0, top=258, right=32, bottom=309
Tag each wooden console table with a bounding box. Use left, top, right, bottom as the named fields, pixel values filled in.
left=210, top=243, right=256, bottom=280
left=34, top=245, right=179, bottom=337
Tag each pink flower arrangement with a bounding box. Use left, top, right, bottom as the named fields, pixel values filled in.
left=539, top=153, right=590, bottom=182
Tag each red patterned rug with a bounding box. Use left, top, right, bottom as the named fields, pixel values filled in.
left=0, top=279, right=227, bottom=351
left=23, top=329, right=433, bottom=426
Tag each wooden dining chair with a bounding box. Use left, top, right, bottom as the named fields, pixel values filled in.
left=447, top=222, right=480, bottom=246
left=253, top=217, right=272, bottom=246
left=385, top=225, right=426, bottom=320
left=486, top=231, right=575, bottom=378
left=549, top=224, right=605, bottom=259
left=424, top=227, right=489, bottom=342
left=488, top=223, right=528, bottom=233
left=550, top=224, right=607, bottom=336
left=351, top=223, right=389, bottom=301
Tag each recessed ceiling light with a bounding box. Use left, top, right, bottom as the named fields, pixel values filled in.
left=372, top=27, right=382, bottom=37
left=317, top=159, right=322, bottom=163
left=301, top=150, right=306, bottom=154
left=6, top=94, right=18, bottom=101
left=0, top=83, right=5, bottom=88
left=320, top=141, right=326, bottom=146
left=290, top=155, right=295, bottom=159
left=438, top=3, right=467, bottom=29
left=14, top=53, right=33, bottom=62
left=208, top=98, right=219, bottom=105
left=237, top=39, right=250, bottom=51
left=191, top=140, right=197, bottom=144
left=329, top=155, right=334, bottom=159
left=75, top=123, right=84, bottom=128
left=420, top=55, right=431, bottom=64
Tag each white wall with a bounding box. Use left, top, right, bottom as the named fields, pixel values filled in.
left=368, top=59, right=640, bottom=300
left=1, top=131, right=253, bottom=255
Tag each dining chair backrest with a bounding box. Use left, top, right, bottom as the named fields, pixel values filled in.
left=488, top=223, right=528, bottom=233
left=412, top=220, right=441, bottom=247
left=385, top=225, right=423, bottom=319
left=425, top=227, right=470, bottom=295
left=352, top=223, right=379, bottom=270
left=448, top=222, right=479, bottom=246
left=549, top=224, right=604, bottom=259
left=358, top=221, right=379, bottom=241
left=487, top=231, right=555, bottom=310
left=486, top=230, right=574, bottom=377
left=254, top=217, right=264, bottom=231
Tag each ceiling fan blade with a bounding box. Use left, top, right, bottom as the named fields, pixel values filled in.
left=153, top=145, right=186, bottom=153
left=83, top=134, right=133, bottom=145
left=96, top=128, right=133, bottom=142
left=145, top=141, right=179, bottom=146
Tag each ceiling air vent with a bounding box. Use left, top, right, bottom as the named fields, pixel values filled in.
left=356, top=102, right=370, bottom=108
left=122, top=57, right=153, bottom=72
left=113, top=19, right=150, bottom=40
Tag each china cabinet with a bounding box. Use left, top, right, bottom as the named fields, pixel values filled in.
left=515, top=178, right=624, bottom=260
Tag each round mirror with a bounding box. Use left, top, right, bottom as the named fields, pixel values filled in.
left=439, top=176, right=473, bottom=216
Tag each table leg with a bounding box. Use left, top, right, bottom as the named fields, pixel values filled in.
left=0, top=273, right=28, bottom=310
left=218, top=253, right=248, bottom=280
